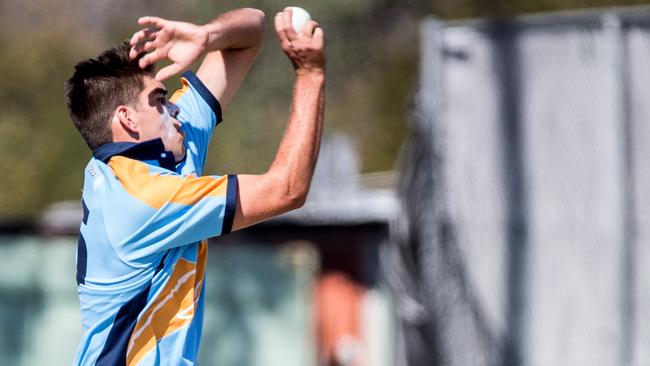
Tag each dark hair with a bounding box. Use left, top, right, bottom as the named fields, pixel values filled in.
left=64, top=41, right=154, bottom=150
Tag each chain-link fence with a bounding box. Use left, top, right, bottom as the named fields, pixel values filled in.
left=397, top=7, right=650, bottom=366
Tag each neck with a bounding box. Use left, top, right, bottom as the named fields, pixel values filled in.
left=111, top=126, right=140, bottom=143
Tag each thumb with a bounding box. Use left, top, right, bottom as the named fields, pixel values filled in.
left=155, top=64, right=183, bottom=81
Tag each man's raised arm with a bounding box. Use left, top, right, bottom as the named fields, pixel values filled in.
left=130, top=8, right=265, bottom=110
left=130, top=8, right=326, bottom=231
left=232, top=9, right=326, bottom=230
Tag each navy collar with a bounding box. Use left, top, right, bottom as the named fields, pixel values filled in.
left=92, top=138, right=177, bottom=171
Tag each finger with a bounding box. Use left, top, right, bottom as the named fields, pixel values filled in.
left=130, top=38, right=157, bottom=59
left=302, top=20, right=318, bottom=36
left=129, top=29, right=158, bottom=59
left=155, top=64, right=183, bottom=81
left=130, top=45, right=140, bottom=60
left=140, top=41, right=156, bottom=54
left=282, top=8, right=298, bottom=40
left=313, top=27, right=324, bottom=50
left=129, top=28, right=156, bottom=46
left=137, top=16, right=167, bottom=29
left=274, top=12, right=290, bottom=45
left=138, top=49, right=164, bottom=69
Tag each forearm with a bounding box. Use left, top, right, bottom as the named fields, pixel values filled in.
left=232, top=72, right=324, bottom=230
left=229, top=8, right=325, bottom=231
left=268, top=71, right=325, bottom=206
left=203, top=8, right=265, bottom=51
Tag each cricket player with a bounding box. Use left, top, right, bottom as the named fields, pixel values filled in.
left=64, top=7, right=325, bottom=365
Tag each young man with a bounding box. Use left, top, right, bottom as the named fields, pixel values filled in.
left=64, top=8, right=325, bottom=365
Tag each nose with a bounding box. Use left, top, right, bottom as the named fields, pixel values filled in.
left=166, top=100, right=180, bottom=119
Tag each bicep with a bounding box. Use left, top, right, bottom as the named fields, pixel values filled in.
left=196, top=45, right=262, bottom=111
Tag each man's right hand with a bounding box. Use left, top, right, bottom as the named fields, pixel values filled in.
left=274, top=8, right=326, bottom=76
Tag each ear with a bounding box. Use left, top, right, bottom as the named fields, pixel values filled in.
left=112, top=105, right=139, bottom=138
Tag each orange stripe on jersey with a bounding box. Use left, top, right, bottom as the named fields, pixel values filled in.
left=108, top=156, right=228, bottom=209
left=126, top=241, right=208, bottom=365
left=170, top=77, right=190, bottom=104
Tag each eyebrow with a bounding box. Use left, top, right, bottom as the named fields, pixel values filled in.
left=150, top=87, right=168, bottom=97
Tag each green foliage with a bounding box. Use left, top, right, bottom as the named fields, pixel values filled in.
left=0, top=30, right=90, bottom=218
left=1, top=0, right=649, bottom=219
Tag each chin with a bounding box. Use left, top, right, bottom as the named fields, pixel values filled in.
left=172, top=137, right=186, bottom=163
left=174, top=149, right=186, bottom=163
left=173, top=152, right=185, bottom=163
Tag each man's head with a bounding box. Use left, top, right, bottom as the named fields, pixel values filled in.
left=65, top=41, right=186, bottom=162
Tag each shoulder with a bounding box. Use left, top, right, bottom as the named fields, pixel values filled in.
left=171, top=71, right=222, bottom=123
left=106, top=156, right=186, bottom=209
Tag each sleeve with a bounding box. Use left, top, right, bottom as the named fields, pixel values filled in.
left=170, top=71, right=223, bottom=174
left=104, top=157, right=237, bottom=263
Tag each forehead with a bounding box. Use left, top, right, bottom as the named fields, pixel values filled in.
left=140, top=75, right=166, bottom=94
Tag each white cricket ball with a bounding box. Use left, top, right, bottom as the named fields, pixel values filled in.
left=289, top=6, right=311, bottom=33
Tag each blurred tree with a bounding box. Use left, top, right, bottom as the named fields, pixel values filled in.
left=0, top=0, right=649, bottom=219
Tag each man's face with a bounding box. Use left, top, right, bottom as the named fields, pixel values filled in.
left=134, top=76, right=185, bottom=162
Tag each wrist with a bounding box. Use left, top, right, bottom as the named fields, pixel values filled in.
left=295, top=68, right=326, bottom=81
left=201, top=22, right=222, bottom=52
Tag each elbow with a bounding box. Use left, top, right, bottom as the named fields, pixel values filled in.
left=280, top=182, right=309, bottom=211
left=265, top=171, right=308, bottom=213
left=251, top=8, right=266, bottom=22
left=244, top=8, right=266, bottom=33
left=286, top=190, right=308, bottom=211
left=249, top=9, right=267, bottom=45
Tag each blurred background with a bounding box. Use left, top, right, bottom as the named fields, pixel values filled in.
left=3, top=0, right=650, bottom=365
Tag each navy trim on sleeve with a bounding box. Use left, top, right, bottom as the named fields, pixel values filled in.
left=181, top=71, right=223, bottom=125
left=222, top=175, right=238, bottom=235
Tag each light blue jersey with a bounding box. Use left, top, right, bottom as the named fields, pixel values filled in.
left=74, top=71, right=237, bottom=366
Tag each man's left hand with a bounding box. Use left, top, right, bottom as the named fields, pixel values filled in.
left=130, top=17, right=209, bottom=81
